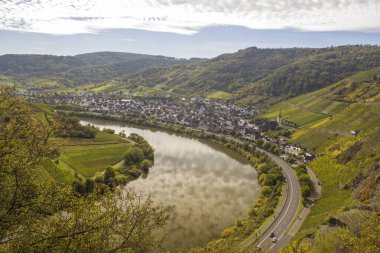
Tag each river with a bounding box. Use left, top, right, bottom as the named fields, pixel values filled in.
left=80, top=119, right=260, bottom=251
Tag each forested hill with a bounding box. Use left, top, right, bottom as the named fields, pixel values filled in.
left=117, top=46, right=380, bottom=98
left=0, top=52, right=201, bottom=86
left=120, top=47, right=321, bottom=93
left=237, top=45, right=380, bottom=102
left=1, top=46, right=379, bottom=102
left=105, top=45, right=380, bottom=101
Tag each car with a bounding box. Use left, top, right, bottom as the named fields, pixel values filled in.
left=269, top=232, right=275, bottom=238
left=271, top=237, right=278, bottom=243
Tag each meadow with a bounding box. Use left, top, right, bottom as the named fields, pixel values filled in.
left=33, top=102, right=136, bottom=183
left=207, top=90, right=232, bottom=100
left=58, top=142, right=133, bottom=178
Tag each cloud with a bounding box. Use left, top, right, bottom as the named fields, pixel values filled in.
left=122, top=38, right=135, bottom=42
left=0, top=0, right=379, bottom=35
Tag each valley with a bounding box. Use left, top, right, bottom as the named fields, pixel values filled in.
left=1, top=46, right=379, bottom=253
left=1, top=0, right=380, bottom=251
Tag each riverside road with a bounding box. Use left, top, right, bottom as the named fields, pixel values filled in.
left=256, top=150, right=302, bottom=253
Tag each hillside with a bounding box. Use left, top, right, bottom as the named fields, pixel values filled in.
left=261, top=67, right=380, bottom=129
left=0, top=52, right=199, bottom=88
left=2, top=46, right=379, bottom=100
left=118, top=47, right=320, bottom=94
left=239, top=46, right=380, bottom=102
left=56, top=56, right=195, bottom=87
left=0, top=88, right=165, bottom=253
left=112, top=45, right=380, bottom=100
left=260, top=69, right=380, bottom=252
left=28, top=102, right=155, bottom=191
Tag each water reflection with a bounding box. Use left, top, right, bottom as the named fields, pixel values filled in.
left=80, top=120, right=260, bottom=251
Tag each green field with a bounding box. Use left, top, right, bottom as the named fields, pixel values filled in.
left=91, top=81, right=124, bottom=93
left=31, top=103, right=135, bottom=182
left=43, top=131, right=134, bottom=182
left=59, top=142, right=133, bottom=178
left=42, top=159, right=76, bottom=184
left=207, top=91, right=232, bottom=100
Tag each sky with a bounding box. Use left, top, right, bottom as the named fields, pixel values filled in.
left=0, top=0, right=379, bottom=58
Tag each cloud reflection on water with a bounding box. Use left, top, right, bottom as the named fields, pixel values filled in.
left=81, top=120, right=260, bottom=250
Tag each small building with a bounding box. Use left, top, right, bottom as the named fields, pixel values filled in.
left=284, top=145, right=303, bottom=156
left=350, top=130, right=357, bottom=137
left=302, top=153, right=316, bottom=162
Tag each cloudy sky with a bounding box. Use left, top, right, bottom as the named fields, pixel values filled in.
left=1, top=0, right=379, bottom=58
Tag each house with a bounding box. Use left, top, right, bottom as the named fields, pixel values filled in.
left=284, top=145, right=303, bottom=156
left=302, top=153, right=316, bottom=162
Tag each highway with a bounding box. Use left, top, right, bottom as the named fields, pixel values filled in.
left=256, top=150, right=301, bottom=253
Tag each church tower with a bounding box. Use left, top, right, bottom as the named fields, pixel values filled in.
left=277, top=110, right=282, bottom=126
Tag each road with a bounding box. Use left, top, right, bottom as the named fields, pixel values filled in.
left=81, top=117, right=304, bottom=252
left=255, top=150, right=301, bottom=253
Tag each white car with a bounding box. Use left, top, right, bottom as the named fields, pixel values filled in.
left=271, top=237, right=278, bottom=243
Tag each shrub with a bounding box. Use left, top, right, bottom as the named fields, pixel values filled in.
left=140, top=159, right=153, bottom=172
left=262, top=186, right=272, bottom=197
left=123, top=147, right=145, bottom=165
left=102, top=128, right=115, bottom=134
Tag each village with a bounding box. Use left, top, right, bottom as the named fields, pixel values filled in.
left=21, top=90, right=315, bottom=163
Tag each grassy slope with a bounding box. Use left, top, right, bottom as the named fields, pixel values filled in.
left=43, top=132, right=135, bottom=183
left=207, top=91, right=232, bottom=100
left=51, top=129, right=135, bottom=180
left=0, top=52, right=196, bottom=89
left=260, top=68, right=380, bottom=244
left=32, top=103, right=135, bottom=183
left=238, top=46, right=380, bottom=104
left=59, top=142, right=133, bottom=178
left=261, top=68, right=380, bottom=128
left=292, top=103, right=380, bottom=247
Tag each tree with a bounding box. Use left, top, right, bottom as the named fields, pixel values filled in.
left=0, top=88, right=168, bottom=252
left=0, top=88, right=58, bottom=242
left=261, top=186, right=272, bottom=197
left=84, top=178, right=95, bottom=193
left=123, top=147, right=145, bottom=166
left=102, top=128, right=115, bottom=134
left=104, top=166, right=116, bottom=186
left=301, top=184, right=312, bottom=199
left=263, top=142, right=272, bottom=150
left=119, top=130, right=126, bottom=138
left=256, top=139, right=264, bottom=147
left=104, top=166, right=116, bottom=179
left=140, top=159, right=153, bottom=172
left=73, top=180, right=85, bottom=194
left=257, top=163, right=269, bottom=174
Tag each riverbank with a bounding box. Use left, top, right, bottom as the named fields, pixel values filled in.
left=32, top=103, right=156, bottom=195
left=70, top=111, right=285, bottom=252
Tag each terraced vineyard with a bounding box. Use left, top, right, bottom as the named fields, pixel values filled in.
left=262, top=68, right=380, bottom=129
left=42, top=159, right=76, bottom=184
left=295, top=156, right=355, bottom=237
left=262, top=94, right=349, bottom=128
left=261, top=68, right=380, bottom=251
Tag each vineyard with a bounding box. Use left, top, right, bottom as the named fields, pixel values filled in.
left=58, top=142, right=133, bottom=178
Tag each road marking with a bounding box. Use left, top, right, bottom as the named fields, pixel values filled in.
left=258, top=157, right=294, bottom=248
left=266, top=178, right=302, bottom=251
